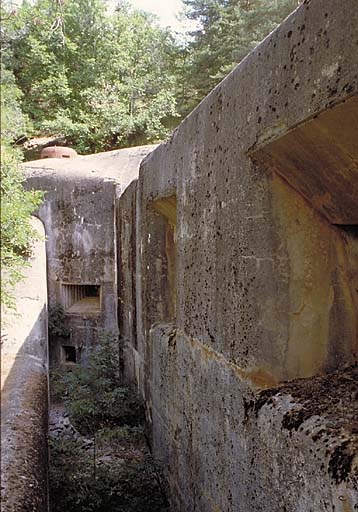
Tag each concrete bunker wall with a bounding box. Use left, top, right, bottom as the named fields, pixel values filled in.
left=117, top=180, right=139, bottom=384
left=24, top=146, right=155, bottom=368
left=1, top=218, right=49, bottom=512
left=25, top=172, right=118, bottom=366
left=119, top=0, right=358, bottom=510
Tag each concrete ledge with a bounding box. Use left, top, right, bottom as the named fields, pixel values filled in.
left=150, top=329, right=358, bottom=511
left=1, top=218, right=49, bottom=512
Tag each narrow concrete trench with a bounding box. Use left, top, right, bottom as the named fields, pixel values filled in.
left=47, top=387, right=170, bottom=512
left=46, top=332, right=169, bottom=511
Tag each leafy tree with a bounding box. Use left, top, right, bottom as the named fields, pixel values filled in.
left=182, top=0, right=301, bottom=113
left=8, top=0, right=180, bottom=153
left=1, top=8, right=43, bottom=309
left=3, top=0, right=304, bottom=153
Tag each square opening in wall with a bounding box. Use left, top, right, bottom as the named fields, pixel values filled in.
left=62, top=345, right=76, bottom=364
left=61, top=283, right=101, bottom=315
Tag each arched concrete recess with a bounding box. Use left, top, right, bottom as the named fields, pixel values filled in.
left=253, top=95, right=358, bottom=225
left=1, top=217, right=49, bottom=512
left=251, top=95, right=358, bottom=379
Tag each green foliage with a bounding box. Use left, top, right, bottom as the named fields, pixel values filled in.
left=49, top=330, right=167, bottom=511
left=49, top=436, right=168, bottom=512
left=7, top=0, right=180, bottom=153
left=48, top=304, right=71, bottom=337
left=51, top=331, right=143, bottom=434
left=0, top=58, right=43, bottom=308
left=96, top=425, right=145, bottom=448
left=0, top=145, right=42, bottom=308
left=181, top=0, right=301, bottom=114
left=2, top=0, right=302, bottom=151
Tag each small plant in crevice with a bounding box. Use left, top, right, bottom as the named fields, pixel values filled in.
left=49, top=330, right=169, bottom=512
left=48, top=304, right=71, bottom=338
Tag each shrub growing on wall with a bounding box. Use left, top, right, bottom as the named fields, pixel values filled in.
left=48, top=304, right=71, bottom=338
left=49, top=331, right=168, bottom=512
left=51, top=331, right=142, bottom=433
left=0, top=65, right=43, bottom=309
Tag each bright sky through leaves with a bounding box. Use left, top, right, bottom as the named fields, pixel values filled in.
left=130, top=0, right=184, bottom=29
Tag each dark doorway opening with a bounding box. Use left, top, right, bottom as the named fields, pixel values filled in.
left=62, top=345, right=76, bottom=364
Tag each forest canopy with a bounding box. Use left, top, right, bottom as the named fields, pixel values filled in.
left=1, top=0, right=300, bottom=154
left=0, top=0, right=299, bottom=305
left=0, top=63, right=43, bottom=308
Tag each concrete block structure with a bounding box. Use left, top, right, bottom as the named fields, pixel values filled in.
left=12, top=0, right=358, bottom=509
left=25, top=146, right=156, bottom=367
left=117, top=1, right=358, bottom=510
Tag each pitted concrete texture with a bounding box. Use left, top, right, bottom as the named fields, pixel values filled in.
left=1, top=218, right=49, bottom=512
left=150, top=328, right=358, bottom=511
left=118, top=0, right=358, bottom=510
left=135, top=0, right=358, bottom=386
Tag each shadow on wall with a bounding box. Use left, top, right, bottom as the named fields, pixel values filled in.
left=1, top=216, right=49, bottom=512
left=251, top=95, right=358, bottom=379
left=1, top=306, right=49, bottom=512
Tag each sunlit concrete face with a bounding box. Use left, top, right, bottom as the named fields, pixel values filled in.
left=1, top=218, right=48, bottom=390
left=119, top=0, right=358, bottom=510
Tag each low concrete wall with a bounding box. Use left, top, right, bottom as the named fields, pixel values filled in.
left=1, top=217, right=49, bottom=512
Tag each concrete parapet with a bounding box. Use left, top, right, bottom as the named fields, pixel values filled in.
left=1, top=217, right=49, bottom=512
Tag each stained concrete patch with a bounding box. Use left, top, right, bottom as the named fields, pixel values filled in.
left=251, top=365, right=358, bottom=483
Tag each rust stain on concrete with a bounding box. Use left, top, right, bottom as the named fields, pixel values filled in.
left=151, top=195, right=177, bottom=225
left=183, top=331, right=279, bottom=389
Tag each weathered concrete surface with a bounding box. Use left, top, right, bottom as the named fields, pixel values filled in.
left=252, top=96, right=358, bottom=224
left=24, top=145, right=155, bottom=366
left=150, top=328, right=358, bottom=511
left=117, top=180, right=139, bottom=384
left=24, top=145, right=157, bottom=193
left=1, top=218, right=49, bottom=512
left=118, top=0, right=358, bottom=510
left=134, top=0, right=358, bottom=388
left=26, top=172, right=118, bottom=365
